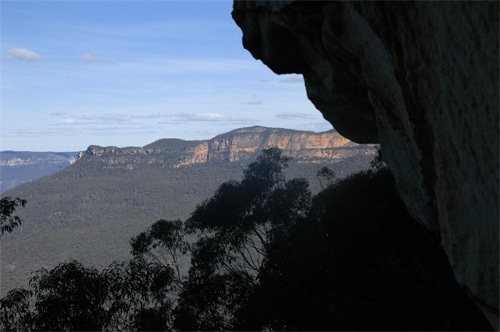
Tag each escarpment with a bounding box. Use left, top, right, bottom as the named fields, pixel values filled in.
left=79, top=126, right=373, bottom=168
left=232, top=1, right=499, bottom=327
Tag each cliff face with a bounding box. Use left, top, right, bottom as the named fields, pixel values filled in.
left=80, top=126, right=373, bottom=168
left=232, top=1, right=499, bottom=327
left=0, top=152, right=78, bottom=193
left=0, top=152, right=77, bottom=167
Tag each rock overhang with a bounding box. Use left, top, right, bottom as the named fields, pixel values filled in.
left=232, top=0, right=499, bottom=328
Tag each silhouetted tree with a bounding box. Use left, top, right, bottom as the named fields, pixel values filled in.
left=316, top=165, right=336, bottom=189
left=234, top=167, right=492, bottom=331
left=0, top=258, right=177, bottom=331
left=103, top=257, right=176, bottom=331
left=1, top=148, right=492, bottom=331
left=175, top=147, right=311, bottom=330
left=0, top=261, right=109, bottom=331
left=0, top=197, right=26, bottom=238
left=0, top=288, right=32, bottom=331
left=130, top=219, right=190, bottom=285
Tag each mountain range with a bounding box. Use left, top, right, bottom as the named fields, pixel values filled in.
left=0, top=151, right=78, bottom=193
left=0, top=126, right=375, bottom=295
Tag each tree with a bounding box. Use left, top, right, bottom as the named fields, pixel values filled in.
left=0, top=197, right=26, bottom=238
left=0, top=288, right=32, bottom=331
left=130, top=219, right=190, bottom=286
left=316, top=166, right=336, bottom=189
left=235, top=167, right=492, bottom=331
left=0, top=261, right=109, bottom=331
left=370, top=146, right=385, bottom=170
left=103, top=257, right=176, bottom=331
left=0, top=259, right=177, bottom=331
left=1, top=148, right=492, bottom=331
left=175, top=147, right=312, bottom=330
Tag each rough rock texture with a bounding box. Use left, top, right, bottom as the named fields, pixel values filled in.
left=232, top=1, right=499, bottom=328
left=81, top=126, right=374, bottom=169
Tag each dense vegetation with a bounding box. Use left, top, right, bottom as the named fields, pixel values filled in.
left=0, top=148, right=491, bottom=331
left=0, top=149, right=371, bottom=295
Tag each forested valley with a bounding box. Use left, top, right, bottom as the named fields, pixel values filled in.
left=0, top=148, right=492, bottom=331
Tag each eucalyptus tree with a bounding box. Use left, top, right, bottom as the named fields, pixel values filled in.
left=174, top=147, right=312, bottom=330
left=0, top=196, right=26, bottom=238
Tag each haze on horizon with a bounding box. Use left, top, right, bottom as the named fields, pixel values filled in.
left=0, top=1, right=332, bottom=152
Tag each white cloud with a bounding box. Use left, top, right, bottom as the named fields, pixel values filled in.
left=73, top=113, right=130, bottom=123
left=130, top=113, right=163, bottom=119
left=160, top=112, right=252, bottom=123
left=81, top=53, right=99, bottom=63
left=192, top=113, right=227, bottom=121
left=276, top=112, right=313, bottom=120
left=6, top=48, right=45, bottom=61
left=279, top=76, right=304, bottom=84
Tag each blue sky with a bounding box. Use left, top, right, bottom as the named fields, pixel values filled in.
left=1, top=1, right=332, bottom=151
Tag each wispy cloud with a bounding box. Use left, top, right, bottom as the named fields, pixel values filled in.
left=130, top=113, right=164, bottom=119
left=184, top=113, right=249, bottom=122
left=73, top=113, right=131, bottom=123
left=81, top=53, right=99, bottom=63
left=80, top=53, right=115, bottom=64
left=120, top=58, right=259, bottom=75
left=6, top=48, right=45, bottom=61
left=276, top=112, right=313, bottom=120
left=244, top=93, right=262, bottom=106
left=279, top=76, right=304, bottom=84
left=158, top=112, right=252, bottom=124
left=246, top=100, right=262, bottom=105
left=50, top=111, right=66, bottom=116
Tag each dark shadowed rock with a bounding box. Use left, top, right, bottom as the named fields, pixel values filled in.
left=232, top=1, right=499, bottom=327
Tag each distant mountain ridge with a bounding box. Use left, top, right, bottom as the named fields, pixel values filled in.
left=0, top=151, right=78, bottom=193
left=1, top=126, right=375, bottom=295
left=79, top=126, right=366, bottom=169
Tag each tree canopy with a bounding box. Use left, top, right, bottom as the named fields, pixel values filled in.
left=0, top=148, right=493, bottom=331
left=0, top=197, right=26, bottom=238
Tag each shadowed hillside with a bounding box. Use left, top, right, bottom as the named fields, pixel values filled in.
left=1, top=126, right=374, bottom=295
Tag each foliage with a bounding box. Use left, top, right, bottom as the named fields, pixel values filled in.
left=0, top=148, right=492, bottom=331
left=316, top=165, right=336, bottom=189
left=175, top=147, right=311, bottom=330
left=1, top=261, right=108, bottom=331
left=103, top=257, right=176, bottom=331
left=130, top=219, right=190, bottom=285
left=0, top=259, right=177, bottom=331
left=370, top=146, right=385, bottom=170
left=0, top=288, right=32, bottom=331
left=0, top=197, right=26, bottom=238
left=1, top=153, right=372, bottom=295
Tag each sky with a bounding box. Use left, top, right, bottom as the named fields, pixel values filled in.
left=0, top=0, right=332, bottom=152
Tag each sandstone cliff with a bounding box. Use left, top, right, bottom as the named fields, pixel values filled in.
left=79, top=126, right=374, bottom=169
left=232, top=1, right=499, bottom=327
left=0, top=152, right=77, bottom=167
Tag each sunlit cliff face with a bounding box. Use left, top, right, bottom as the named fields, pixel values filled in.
left=80, top=126, right=374, bottom=168
left=232, top=1, right=499, bottom=328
